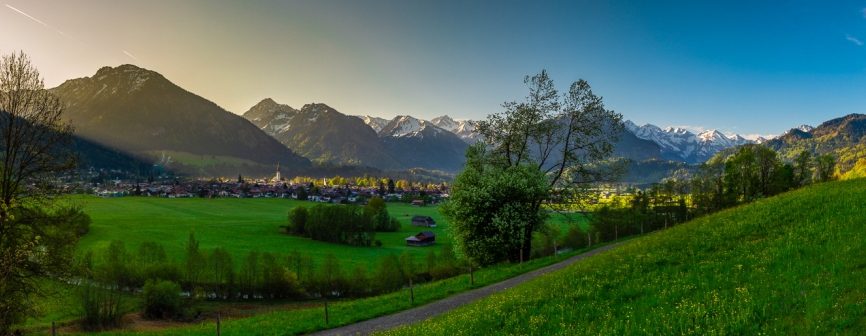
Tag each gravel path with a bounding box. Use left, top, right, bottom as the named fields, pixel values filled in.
left=308, top=243, right=621, bottom=336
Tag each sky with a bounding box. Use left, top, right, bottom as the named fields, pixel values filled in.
left=1, top=0, right=866, bottom=138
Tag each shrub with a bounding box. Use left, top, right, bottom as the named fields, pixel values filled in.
left=79, top=284, right=122, bottom=330
left=304, top=204, right=375, bottom=246
left=142, top=262, right=183, bottom=283
left=287, top=206, right=308, bottom=235
left=261, top=252, right=303, bottom=299
left=142, top=280, right=182, bottom=319
left=429, top=245, right=460, bottom=280
left=366, top=197, right=401, bottom=232
left=560, top=225, right=588, bottom=250
left=373, top=255, right=404, bottom=294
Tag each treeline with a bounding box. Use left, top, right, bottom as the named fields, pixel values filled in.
left=288, top=175, right=449, bottom=191
left=75, top=233, right=465, bottom=328
left=572, top=145, right=837, bottom=247
left=690, top=146, right=834, bottom=213
left=286, top=197, right=400, bottom=246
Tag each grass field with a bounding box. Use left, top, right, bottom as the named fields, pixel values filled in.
left=64, top=196, right=452, bottom=268
left=381, top=179, right=866, bottom=335
left=63, top=196, right=587, bottom=268
left=16, top=196, right=588, bottom=333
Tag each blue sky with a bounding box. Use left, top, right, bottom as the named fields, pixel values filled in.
left=1, top=0, right=865, bottom=137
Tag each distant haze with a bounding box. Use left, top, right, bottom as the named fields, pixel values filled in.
left=2, top=0, right=865, bottom=137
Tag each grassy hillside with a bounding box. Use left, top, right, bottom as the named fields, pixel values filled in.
left=383, top=179, right=866, bottom=335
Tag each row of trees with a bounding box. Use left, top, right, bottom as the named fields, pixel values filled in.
left=286, top=197, right=400, bottom=246
left=77, top=233, right=466, bottom=326
left=690, top=145, right=835, bottom=215
left=288, top=176, right=446, bottom=193
left=580, top=145, right=837, bottom=247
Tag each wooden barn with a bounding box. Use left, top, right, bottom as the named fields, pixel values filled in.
left=405, top=231, right=436, bottom=247
left=411, top=215, right=437, bottom=227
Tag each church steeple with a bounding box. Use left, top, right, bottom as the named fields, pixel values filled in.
left=274, top=163, right=282, bottom=182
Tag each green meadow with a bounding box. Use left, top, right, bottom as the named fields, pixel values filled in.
left=62, top=196, right=587, bottom=267
left=18, top=196, right=589, bottom=334
left=382, top=178, right=866, bottom=335
left=64, top=196, right=451, bottom=267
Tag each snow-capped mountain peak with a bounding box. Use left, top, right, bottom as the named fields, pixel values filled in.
left=626, top=121, right=753, bottom=163
left=431, top=115, right=480, bottom=143
left=796, top=124, right=814, bottom=132
left=379, top=115, right=430, bottom=138
left=430, top=115, right=458, bottom=130
left=358, top=115, right=389, bottom=132
left=665, top=127, right=691, bottom=135
left=698, top=129, right=726, bottom=142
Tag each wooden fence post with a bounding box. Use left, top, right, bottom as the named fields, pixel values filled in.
left=469, top=264, right=474, bottom=286
left=216, top=313, right=221, bottom=336
left=51, top=321, right=56, bottom=336
left=409, top=277, right=415, bottom=305
left=324, top=298, right=330, bottom=325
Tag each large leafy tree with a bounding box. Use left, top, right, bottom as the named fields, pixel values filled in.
left=445, top=71, right=623, bottom=264
left=0, top=52, right=81, bottom=333
left=442, top=145, right=549, bottom=265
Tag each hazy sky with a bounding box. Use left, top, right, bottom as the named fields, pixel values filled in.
left=2, top=0, right=866, bottom=138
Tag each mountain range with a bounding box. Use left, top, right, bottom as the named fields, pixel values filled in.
left=243, top=99, right=402, bottom=169
left=51, top=64, right=861, bottom=182
left=624, top=121, right=754, bottom=163
left=243, top=102, right=469, bottom=171
left=51, top=65, right=311, bottom=176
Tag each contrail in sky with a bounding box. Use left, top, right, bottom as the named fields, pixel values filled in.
left=5, top=3, right=68, bottom=37
left=5, top=3, right=141, bottom=62
left=122, top=50, right=139, bottom=61
left=5, top=4, right=48, bottom=26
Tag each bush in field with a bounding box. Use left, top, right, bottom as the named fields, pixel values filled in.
left=373, top=255, right=404, bottom=294
left=591, top=206, right=642, bottom=242
left=184, top=232, right=206, bottom=295
left=530, top=225, right=560, bottom=258
left=79, top=283, right=123, bottom=330
left=208, top=247, right=235, bottom=299
left=346, top=265, right=371, bottom=297
left=99, top=240, right=140, bottom=289
left=239, top=251, right=261, bottom=299
left=365, top=197, right=400, bottom=232
left=429, top=245, right=461, bottom=280
left=142, top=262, right=183, bottom=283
left=261, top=252, right=303, bottom=299
left=287, top=206, right=308, bottom=235
left=137, top=241, right=167, bottom=265
left=560, top=225, right=588, bottom=250
left=304, top=204, right=375, bottom=246
left=315, top=254, right=347, bottom=297
left=142, top=280, right=182, bottom=320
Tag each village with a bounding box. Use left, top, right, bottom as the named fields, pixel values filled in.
left=79, top=165, right=450, bottom=205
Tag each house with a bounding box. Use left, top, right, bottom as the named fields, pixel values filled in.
left=411, top=215, right=436, bottom=227
left=411, top=199, right=425, bottom=206
left=405, top=231, right=436, bottom=247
